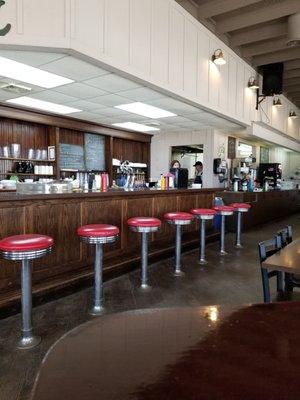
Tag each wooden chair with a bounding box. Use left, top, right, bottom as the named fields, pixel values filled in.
left=277, top=225, right=293, bottom=248
left=258, top=235, right=283, bottom=303
left=277, top=225, right=300, bottom=292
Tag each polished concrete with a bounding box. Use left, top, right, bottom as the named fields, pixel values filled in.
left=1, top=214, right=300, bottom=400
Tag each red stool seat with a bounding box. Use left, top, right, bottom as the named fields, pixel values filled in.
left=214, top=205, right=234, bottom=213
left=191, top=208, right=216, bottom=216
left=0, top=234, right=53, bottom=252
left=127, top=217, right=161, bottom=228
left=230, top=203, right=251, bottom=210
left=164, top=212, right=194, bottom=221
left=78, top=224, right=119, bottom=237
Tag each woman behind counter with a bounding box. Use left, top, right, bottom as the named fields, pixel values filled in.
left=170, top=160, right=181, bottom=170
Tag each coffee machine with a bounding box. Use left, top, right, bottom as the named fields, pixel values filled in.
left=257, top=163, right=282, bottom=190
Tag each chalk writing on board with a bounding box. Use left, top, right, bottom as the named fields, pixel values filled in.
left=59, top=143, right=85, bottom=170
left=85, top=133, right=105, bottom=171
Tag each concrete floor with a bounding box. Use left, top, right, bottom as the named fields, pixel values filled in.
left=1, top=214, right=300, bottom=400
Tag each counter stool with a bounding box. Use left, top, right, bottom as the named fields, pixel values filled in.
left=127, top=217, right=161, bottom=289
left=77, top=224, right=119, bottom=315
left=230, top=203, right=251, bottom=248
left=191, top=208, right=216, bottom=264
left=164, top=212, right=194, bottom=276
left=0, top=234, right=53, bottom=349
left=214, top=205, right=234, bottom=255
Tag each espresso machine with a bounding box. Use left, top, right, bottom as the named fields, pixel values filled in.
left=257, top=163, right=282, bottom=190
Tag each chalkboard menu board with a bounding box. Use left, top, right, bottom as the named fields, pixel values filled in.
left=260, top=147, right=269, bottom=163
left=227, top=136, right=236, bottom=159
left=60, top=143, right=85, bottom=170
left=85, top=133, right=105, bottom=171
left=59, top=133, right=105, bottom=171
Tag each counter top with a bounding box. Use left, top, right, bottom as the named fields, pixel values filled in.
left=0, top=187, right=218, bottom=203
left=220, top=189, right=299, bottom=194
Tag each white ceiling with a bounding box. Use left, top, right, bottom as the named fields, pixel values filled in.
left=0, top=50, right=245, bottom=134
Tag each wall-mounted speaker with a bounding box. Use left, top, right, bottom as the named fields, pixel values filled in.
left=259, top=63, right=283, bottom=96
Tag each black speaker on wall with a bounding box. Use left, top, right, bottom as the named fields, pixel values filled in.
left=259, top=63, right=283, bottom=96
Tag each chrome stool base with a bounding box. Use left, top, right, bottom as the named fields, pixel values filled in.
left=140, top=283, right=151, bottom=291
left=89, top=305, right=105, bottom=316
left=198, top=259, right=208, bottom=265
left=174, top=269, right=185, bottom=277
left=220, top=250, right=228, bottom=256
left=235, top=243, right=243, bottom=249
left=17, top=334, right=41, bottom=350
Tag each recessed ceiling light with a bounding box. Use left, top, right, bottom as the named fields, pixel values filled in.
left=0, top=56, right=73, bottom=88
left=112, top=122, right=160, bottom=132
left=115, top=102, right=177, bottom=118
left=6, top=96, right=81, bottom=114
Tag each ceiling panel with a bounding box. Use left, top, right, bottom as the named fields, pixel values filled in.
left=27, top=90, right=78, bottom=104
left=54, top=82, right=108, bottom=99
left=84, top=74, right=141, bottom=93
left=87, top=93, right=131, bottom=107
left=118, top=87, right=165, bottom=101
left=40, top=56, right=110, bottom=81
left=0, top=50, right=66, bottom=67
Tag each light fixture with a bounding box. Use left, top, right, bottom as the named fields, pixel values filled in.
left=6, top=96, right=81, bottom=114
left=273, top=97, right=282, bottom=107
left=212, top=49, right=226, bottom=65
left=289, top=110, right=298, bottom=118
left=0, top=56, right=73, bottom=88
left=115, top=102, right=176, bottom=119
left=112, top=122, right=160, bottom=133
left=248, top=76, right=259, bottom=90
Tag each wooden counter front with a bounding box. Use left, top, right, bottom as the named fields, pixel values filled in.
left=0, top=189, right=217, bottom=312
left=217, top=190, right=300, bottom=230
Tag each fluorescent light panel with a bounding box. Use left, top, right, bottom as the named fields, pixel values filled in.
left=112, top=122, right=160, bottom=132
left=115, top=102, right=176, bottom=119
left=6, top=96, right=81, bottom=115
left=0, top=56, right=73, bottom=88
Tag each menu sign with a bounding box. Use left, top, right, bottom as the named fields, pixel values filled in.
left=85, top=134, right=105, bottom=171
left=59, top=143, right=85, bottom=170
left=227, top=136, right=236, bottom=159
left=260, top=147, right=269, bottom=163
left=59, top=133, right=106, bottom=171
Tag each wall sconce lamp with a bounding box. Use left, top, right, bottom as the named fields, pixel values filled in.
left=212, top=49, right=226, bottom=65
left=273, top=97, right=282, bottom=107
left=248, top=76, right=259, bottom=90
left=289, top=110, right=298, bottom=118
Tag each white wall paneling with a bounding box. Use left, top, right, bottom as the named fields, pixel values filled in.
left=168, top=6, right=185, bottom=90
left=150, top=0, right=169, bottom=83
left=183, top=17, right=198, bottom=97
left=71, top=0, right=105, bottom=54
left=196, top=29, right=209, bottom=104
left=104, top=0, right=130, bottom=66
left=130, top=0, right=152, bottom=76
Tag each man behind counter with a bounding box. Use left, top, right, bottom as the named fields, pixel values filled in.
left=194, top=161, right=203, bottom=185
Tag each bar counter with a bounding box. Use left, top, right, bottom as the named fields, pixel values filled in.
left=0, top=188, right=217, bottom=312
left=218, top=189, right=300, bottom=230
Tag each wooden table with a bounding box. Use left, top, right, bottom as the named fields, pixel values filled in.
left=262, top=237, right=300, bottom=274
left=31, top=303, right=300, bottom=400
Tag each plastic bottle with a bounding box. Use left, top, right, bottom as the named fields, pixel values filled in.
left=101, top=173, right=108, bottom=191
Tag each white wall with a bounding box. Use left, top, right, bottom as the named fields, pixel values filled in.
left=0, top=0, right=299, bottom=144
left=151, top=128, right=228, bottom=188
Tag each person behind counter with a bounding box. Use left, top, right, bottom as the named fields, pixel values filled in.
left=194, top=161, right=203, bottom=184
left=170, top=160, right=181, bottom=170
